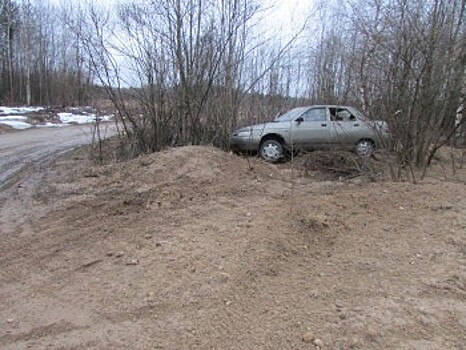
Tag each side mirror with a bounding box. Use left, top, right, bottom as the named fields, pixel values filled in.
left=295, top=116, right=304, bottom=124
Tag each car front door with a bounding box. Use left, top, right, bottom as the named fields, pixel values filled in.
left=291, top=107, right=330, bottom=150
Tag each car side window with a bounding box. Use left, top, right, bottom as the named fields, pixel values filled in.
left=335, top=108, right=356, bottom=122
left=301, top=108, right=326, bottom=122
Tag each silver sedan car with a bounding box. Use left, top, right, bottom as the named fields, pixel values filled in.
left=231, top=105, right=390, bottom=162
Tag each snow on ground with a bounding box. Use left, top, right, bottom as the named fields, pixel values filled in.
left=0, top=106, right=113, bottom=130
left=57, top=113, right=113, bottom=125
left=0, top=116, right=28, bottom=121
left=0, top=120, right=33, bottom=129
left=36, top=122, right=66, bottom=128
left=0, top=106, right=44, bottom=115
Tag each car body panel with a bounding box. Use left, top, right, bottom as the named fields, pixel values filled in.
left=291, top=107, right=330, bottom=147
left=293, top=120, right=330, bottom=147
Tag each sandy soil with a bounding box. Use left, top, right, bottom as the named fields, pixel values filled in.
left=0, top=145, right=465, bottom=349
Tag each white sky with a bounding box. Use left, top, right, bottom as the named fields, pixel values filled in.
left=46, top=0, right=313, bottom=89
left=49, top=0, right=312, bottom=35
left=265, top=0, right=312, bottom=36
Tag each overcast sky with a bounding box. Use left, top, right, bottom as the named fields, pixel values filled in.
left=49, top=0, right=311, bottom=37
left=46, top=0, right=312, bottom=88
left=265, top=0, right=311, bottom=36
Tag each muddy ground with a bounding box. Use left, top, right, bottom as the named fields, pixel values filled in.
left=0, top=145, right=465, bottom=349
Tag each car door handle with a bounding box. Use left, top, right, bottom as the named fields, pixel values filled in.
left=321, top=123, right=327, bottom=127
left=354, top=123, right=360, bottom=127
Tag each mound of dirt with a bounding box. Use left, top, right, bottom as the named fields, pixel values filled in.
left=1, top=145, right=465, bottom=350
left=45, top=146, right=295, bottom=218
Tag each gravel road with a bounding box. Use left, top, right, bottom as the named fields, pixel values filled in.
left=0, top=124, right=115, bottom=191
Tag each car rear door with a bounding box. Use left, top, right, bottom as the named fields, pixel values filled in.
left=291, top=107, right=330, bottom=149
left=329, top=107, right=366, bottom=146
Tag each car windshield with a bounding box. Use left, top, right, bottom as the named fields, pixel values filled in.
left=275, top=107, right=308, bottom=122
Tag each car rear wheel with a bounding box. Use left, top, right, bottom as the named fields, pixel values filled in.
left=260, top=139, right=284, bottom=163
left=356, top=139, right=375, bottom=157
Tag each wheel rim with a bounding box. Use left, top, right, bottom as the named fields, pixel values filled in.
left=261, top=141, right=282, bottom=161
left=356, top=140, right=373, bottom=157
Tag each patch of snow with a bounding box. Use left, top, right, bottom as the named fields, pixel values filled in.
left=0, top=107, right=113, bottom=130
left=36, top=122, right=65, bottom=128
left=100, top=114, right=114, bottom=122
left=0, top=116, right=28, bottom=121
left=68, top=106, right=93, bottom=111
left=0, top=120, right=33, bottom=129
left=58, top=113, right=98, bottom=124
left=58, top=112, right=113, bottom=124
left=0, top=106, right=44, bottom=115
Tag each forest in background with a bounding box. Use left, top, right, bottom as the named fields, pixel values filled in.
left=0, top=0, right=93, bottom=105
left=1, top=0, right=465, bottom=173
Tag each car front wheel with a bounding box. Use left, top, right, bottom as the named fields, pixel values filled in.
left=356, top=139, right=375, bottom=157
left=260, top=139, right=284, bottom=163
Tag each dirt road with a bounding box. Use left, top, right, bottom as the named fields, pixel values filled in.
left=0, top=124, right=115, bottom=236
left=0, top=124, right=114, bottom=191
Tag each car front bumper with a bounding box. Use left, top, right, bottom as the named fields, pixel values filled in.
left=230, top=135, right=260, bottom=152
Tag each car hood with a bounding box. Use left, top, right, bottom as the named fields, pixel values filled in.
left=235, top=123, right=266, bottom=132
left=235, top=121, right=290, bottom=133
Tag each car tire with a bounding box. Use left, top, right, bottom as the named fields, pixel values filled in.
left=356, top=139, right=375, bottom=157
left=260, top=139, right=284, bottom=163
